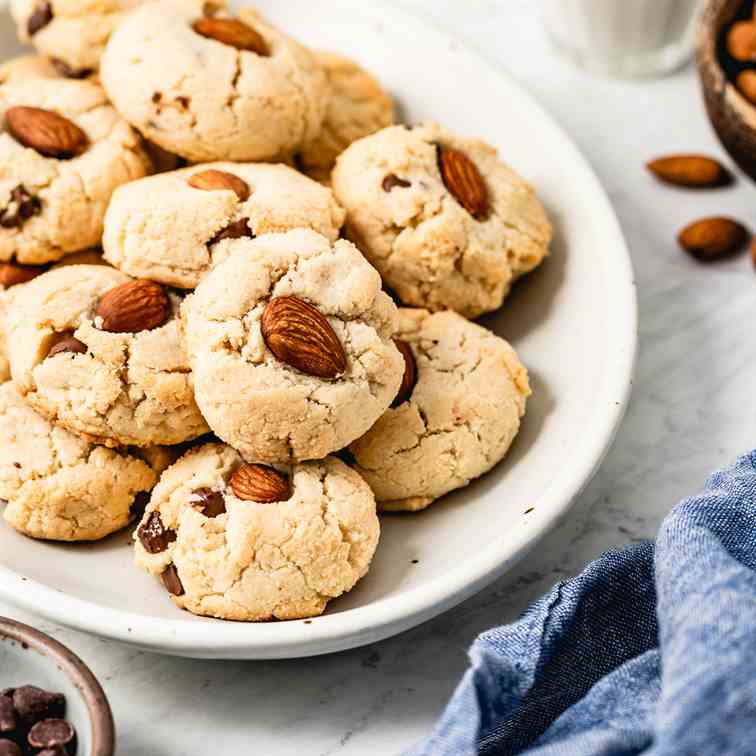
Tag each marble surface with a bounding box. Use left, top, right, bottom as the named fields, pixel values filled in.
left=3, top=1, right=756, bottom=753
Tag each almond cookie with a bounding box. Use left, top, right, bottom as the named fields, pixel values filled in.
left=181, top=229, right=404, bottom=462
left=0, top=382, right=174, bottom=541
left=5, top=265, right=209, bottom=447
left=100, top=0, right=328, bottom=163
left=103, top=162, right=345, bottom=288
left=349, top=309, right=530, bottom=512
left=0, top=76, right=151, bottom=264
left=10, top=0, right=144, bottom=77
left=296, top=51, right=395, bottom=183
left=332, top=123, right=552, bottom=319
left=134, top=442, right=379, bottom=621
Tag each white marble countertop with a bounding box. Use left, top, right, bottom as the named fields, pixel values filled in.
left=4, top=1, right=756, bottom=753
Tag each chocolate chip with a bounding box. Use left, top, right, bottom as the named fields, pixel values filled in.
left=12, top=686, right=64, bottom=727
left=50, top=58, right=92, bottom=79
left=161, top=563, right=184, bottom=596
left=137, top=511, right=176, bottom=554
left=47, top=333, right=87, bottom=358
left=176, top=96, right=190, bottom=109
left=0, top=740, right=21, bottom=756
left=192, top=488, right=225, bottom=517
left=0, top=186, right=42, bottom=229
left=382, top=174, right=411, bottom=192
left=27, top=2, right=52, bottom=35
left=28, top=718, right=75, bottom=751
left=129, top=491, right=151, bottom=520
left=0, top=697, right=15, bottom=733
left=208, top=218, right=253, bottom=245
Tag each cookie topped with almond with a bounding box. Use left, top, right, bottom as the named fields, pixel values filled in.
left=133, top=441, right=380, bottom=621
left=332, top=122, right=553, bottom=319
left=100, top=0, right=328, bottom=163
left=180, top=228, right=405, bottom=462
left=0, top=76, right=151, bottom=264
left=4, top=265, right=209, bottom=447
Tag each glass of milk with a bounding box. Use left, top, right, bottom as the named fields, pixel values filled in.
left=543, top=0, right=705, bottom=78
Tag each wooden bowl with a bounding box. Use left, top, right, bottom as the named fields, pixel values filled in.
left=698, top=0, right=756, bottom=180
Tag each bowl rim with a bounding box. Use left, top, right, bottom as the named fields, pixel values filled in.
left=0, top=616, right=115, bottom=756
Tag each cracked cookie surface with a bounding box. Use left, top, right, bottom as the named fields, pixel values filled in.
left=181, top=228, right=404, bottom=462
left=349, top=309, right=530, bottom=511
left=332, top=122, right=552, bottom=319
left=100, top=0, right=327, bottom=163
left=5, top=264, right=209, bottom=447
left=297, top=51, right=394, bottom=184
left=0, top=381, right=174, bottom=541
left=134, top=441, right=380, bottom=621
left=103, top=161, right=345, bottom=288
left=0, top=76, right=151, bottom=264
left=11, top=0, right=145, bottom=75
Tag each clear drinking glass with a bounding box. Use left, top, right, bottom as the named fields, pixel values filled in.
left=544, top=0, right=705, bottom=78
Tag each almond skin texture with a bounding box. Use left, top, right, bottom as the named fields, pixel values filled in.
left=391, top=339, right=417, bottom=408
left=647, top=155, right=731, bottom=188
left=727, top=20, right=756, bottom=61
left=438, top=146, right=489, bottom=219
left=95, top=280, right=170, bottom=333
left=261, top=296, right=347, bottom=379
left=192, top=17, right=269, bottom=56
left=230, top=464, right=291, bottom=502
left=187, top=169, right=250, bottom=201
left=5, top=106, right=88, bottom=159
left=0, top=261, right=46, bottom=288
left=678, top=217, right=748, bottom=260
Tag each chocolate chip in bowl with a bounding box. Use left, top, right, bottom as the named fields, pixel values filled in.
left=0, top=618, right=113, bottom=756
left=698, top=0, right=756, bottom=180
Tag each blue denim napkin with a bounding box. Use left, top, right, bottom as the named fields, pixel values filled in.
left=408, top=450, right=756, bottom=755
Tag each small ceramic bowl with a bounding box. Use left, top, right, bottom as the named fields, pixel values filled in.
left=698, top=0, right=756, bottom=180
left=0, top=617, right=115, bottom=756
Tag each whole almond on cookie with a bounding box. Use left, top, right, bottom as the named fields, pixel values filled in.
left=6, top=106, right=88, bottom=159
left=646, top=155, right=731, bottom=188
left=95, top=280, right=170, bottom=333
left=261, top=296, right=347, bottom=379
left=187, top=169, right=250, bottom=201
left=230, top=464, right=290, bottom=502
left=678, top=217, right=748, bottom=260
left=192, top=17, right=269, bottom=55
left=438, top=146, right=489, bottom=219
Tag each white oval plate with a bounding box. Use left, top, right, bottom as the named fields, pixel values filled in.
left=0, top=1, right=636, bottom=659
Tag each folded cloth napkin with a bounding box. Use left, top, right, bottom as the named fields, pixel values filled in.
left=408, top=451, right=756, bottom=756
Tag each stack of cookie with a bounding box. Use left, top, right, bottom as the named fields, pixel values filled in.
left=0, top=0, right=552, bottom=622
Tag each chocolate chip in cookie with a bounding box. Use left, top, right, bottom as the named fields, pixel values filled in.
left=0, top=186, right=41, bottom=230
left=137, top=511, right=176, bottom=554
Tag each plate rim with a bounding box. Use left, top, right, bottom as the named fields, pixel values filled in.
left=0, top=1, right=637, bottom=658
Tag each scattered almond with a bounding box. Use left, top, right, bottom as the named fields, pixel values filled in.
left=438, top=146, right=488, bottom=219
left=95, top=279, right=170, bottom=333
left=0, top=261, right=45, bottom=288
left=192, top=17, right=269, bottom=56
left=187, top=169, right=250, bottom=201
left=392, top=339, right=417, bottom=407
left=261, top=296, right=347, bottom=379
left=678, top=217, right=748, bottom=260
left=646, top=155, right=730, bottom=188
left=5, top=106, right=87, bottom=159
left=727, top=20, right=756, bottom=61
left=230, top=464, right=291, bottom=502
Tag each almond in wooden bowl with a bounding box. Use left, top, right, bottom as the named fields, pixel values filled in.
left=698, top=0, right=756, bottom=181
